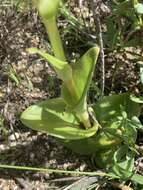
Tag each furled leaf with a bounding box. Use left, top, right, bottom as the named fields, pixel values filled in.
left=61, top=46, right=99, bottom=109
left=21, top=98, right=98, bottom=140
left=27, top=48, right=72, bottom=82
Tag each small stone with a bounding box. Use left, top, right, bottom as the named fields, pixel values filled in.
left=0, top=144, right=6, bottom=150
left=50, top=151, right=54, bottom=157
left=30, top=153, right=35, bottom=160
left=79, top=163, right=87, bottom=172
left=63, top=163, right=69, bottom=170
left=8, top=133, right=20, bottom=141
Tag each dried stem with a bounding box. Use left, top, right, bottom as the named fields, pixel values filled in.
left=89, top=0, right=105, bottom=97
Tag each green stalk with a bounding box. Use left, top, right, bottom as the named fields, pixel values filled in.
left=77, top=109, right=91, bottom=129
left=44, top=17, right=66, bottom=61
left=34, top=0, right=91, bottom=129
left=65, top=79, right=91, bottom=128
left=43, top=16, right=91, bottom=128
left=0, top=164, right=117, bottom=178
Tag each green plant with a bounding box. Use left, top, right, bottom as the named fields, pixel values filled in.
left=20, top=0, right=143, bottom=185
left=106, top=0, right=143, bottom=49
left=5, top=65, right=21, bottom=86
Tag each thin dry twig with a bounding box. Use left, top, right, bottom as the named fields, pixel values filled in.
left=89, top=0, right=105, bottom=97
left=3, top=79, right=18, bottom=141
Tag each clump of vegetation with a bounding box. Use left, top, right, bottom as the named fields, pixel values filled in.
left=18, top=0, right=143, bottom=186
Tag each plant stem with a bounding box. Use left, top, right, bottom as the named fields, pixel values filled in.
left=42, top=15, right=91, bottom=129
left=0, top=164, right=117, bottom=178
left=44, top=17, right=66, bottom=61
left=76, top=110, right=91, bottom=129
left=75, top=100, right=92, bottom=129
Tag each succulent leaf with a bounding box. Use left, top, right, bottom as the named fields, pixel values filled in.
left=61, top=46, right=100, bottom=109
left=21, top=98, right=98, bottom=140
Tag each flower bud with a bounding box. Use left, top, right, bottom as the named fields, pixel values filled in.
left=33, top=0, right=60, bottom=20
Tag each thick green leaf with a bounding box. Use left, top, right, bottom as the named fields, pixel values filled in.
left=134, top=3, right=143, bottom=14
left=61, top=93, right=140, bottom=156
left=130, top=94, right=143, bottom=103
left=111, top=145, right=135, bottom=179
left=61, top=46, right=99, bottom=109
left=93, top=93, right=140, bottom=126
left=60, top=120, right=122, bottom=155
left=27, top=48, right=72, bottom=82
left=21, top=98, right=98, bottom=140
left=131, top=173, right=143, bottom=185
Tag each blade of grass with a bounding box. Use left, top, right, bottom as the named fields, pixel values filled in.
left=0, top=164, right=118, bottom=178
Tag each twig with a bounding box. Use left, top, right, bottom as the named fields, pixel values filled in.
left=96, top=15, right=105, bottom=97
left=3, top=79, right=18, bottom=141
left=0, top=164, right=118, bottom=179
left=90, top=0, right=105, bottom=97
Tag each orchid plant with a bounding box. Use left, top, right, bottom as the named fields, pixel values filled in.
left=21, top=0, right=143, bottom=183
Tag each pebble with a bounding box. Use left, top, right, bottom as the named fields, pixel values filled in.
left=0, top=144, right=6, bottom=151
left=8, top=133, right=20, bottom=141
left=30, top=153, right=35, bottom=160
left=50, top=151, right=54, bottom=157
left=79, top=163, right=87, bottom=172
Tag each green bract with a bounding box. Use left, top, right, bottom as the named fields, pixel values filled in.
left=27, top=48, right=72, bottom=82
left=62, top=47, right=100, bottom=109
left=33, top=0, right=60, bottom=20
